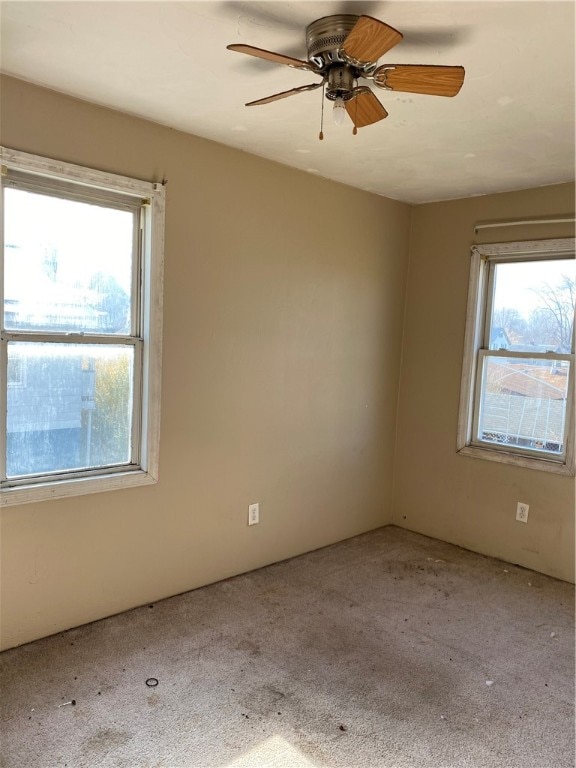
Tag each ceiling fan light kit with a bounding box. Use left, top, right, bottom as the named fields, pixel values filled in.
left=227, top=14, right=465, bottom=135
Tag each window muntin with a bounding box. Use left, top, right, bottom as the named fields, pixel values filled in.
left=1, top=147, right=164, bottom=504
left=458, top=239, right=575, bottom=474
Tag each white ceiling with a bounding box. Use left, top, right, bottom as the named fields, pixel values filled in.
left=1, top=1, right=574, bottom=203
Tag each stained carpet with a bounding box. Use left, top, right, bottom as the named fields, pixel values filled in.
left=0, top=526, right=573, bottom=768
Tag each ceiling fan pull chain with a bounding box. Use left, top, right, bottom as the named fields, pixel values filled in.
left=319, top=81, right=325, bottom=140
left=353, top=79, right=358, bottom=135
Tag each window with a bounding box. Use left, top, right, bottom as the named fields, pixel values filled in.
left=1, top=147, right=165, bottom=505
left=457, top=238, right=575, bottom=475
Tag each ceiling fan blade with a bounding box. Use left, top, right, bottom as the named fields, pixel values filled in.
left=246, top=82, right=324, bottom=107
left=341, top=15, right=403, bottom=65
left=227, top=44, right=313, bottom=71
left=345, top=87, right=388, bottom=128
left=373, top=65, right=465, bottom=96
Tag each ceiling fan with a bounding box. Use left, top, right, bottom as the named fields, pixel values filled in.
left=227, top=14, right=465, bottom=134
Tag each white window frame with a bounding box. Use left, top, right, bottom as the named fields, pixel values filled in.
left=0, top=147, right=165, bottom=506
left=457, top=237, right=575, bottom=476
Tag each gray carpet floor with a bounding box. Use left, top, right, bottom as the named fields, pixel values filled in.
left=0, top=526, right=574, bottom=768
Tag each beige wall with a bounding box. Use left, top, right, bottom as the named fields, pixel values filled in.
left=0, top=76, right=411, bottom=650
left=393, top=184, right=576, bottom=582
left=1, top=76, right=573, bottom=651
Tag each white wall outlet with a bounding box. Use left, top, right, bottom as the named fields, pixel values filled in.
left=516, top=502, right=529, bottom=523
left=248, top=502, right=259, bottom=526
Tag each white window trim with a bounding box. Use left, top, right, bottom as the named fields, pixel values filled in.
left=0, top=147, right=165, bottom=506
left=457, top=237, right=575, bottom=476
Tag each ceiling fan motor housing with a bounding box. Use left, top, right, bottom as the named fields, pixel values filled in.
left=306, top=15, right=378, bottom=101
left=306, top=15, right=358, bottom=68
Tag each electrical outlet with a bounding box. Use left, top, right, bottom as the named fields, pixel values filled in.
left=516, top=502, right=529, bottom=523
left=248, top=502, right=259, bottom=526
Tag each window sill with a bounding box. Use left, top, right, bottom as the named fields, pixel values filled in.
left=457, top=444, right=575, bottom=476
left=0, top=469, right=157, bottom=507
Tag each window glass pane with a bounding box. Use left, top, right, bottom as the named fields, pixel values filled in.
left=7, top=343, right=134, bottom=478
left=478, top=355, right=570, bottom=456
left=490, top=259, right=575, bottom=353
left=3, top=188, right=134, bottom=334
